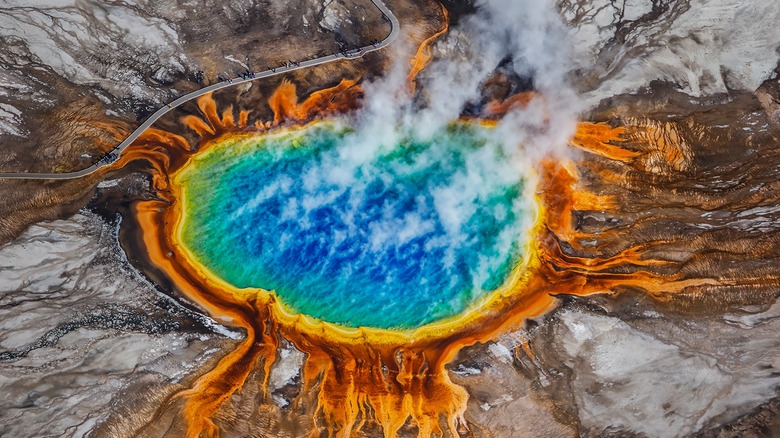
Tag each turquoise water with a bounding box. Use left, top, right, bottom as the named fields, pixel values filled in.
left=178, top=123, right=530, bottom=330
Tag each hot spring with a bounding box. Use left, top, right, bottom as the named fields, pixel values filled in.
left=173, top=121, right=538, bottom=330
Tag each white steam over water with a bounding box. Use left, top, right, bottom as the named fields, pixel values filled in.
left=195, top=0, right=584, bottom=316
left=321, top=0, right=581, bottom=250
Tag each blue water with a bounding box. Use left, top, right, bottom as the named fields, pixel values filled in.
left=178, top=123, right=529, bottom=330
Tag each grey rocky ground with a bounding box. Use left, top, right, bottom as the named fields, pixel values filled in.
left=0, top=0, right=388, bottom=173
left=2, top=0, right=780, bottom=436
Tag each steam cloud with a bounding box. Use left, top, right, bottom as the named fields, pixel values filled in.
left=210, top=0, right=584, bottom=321
left=356, top=0, right=581, bottom=158
left=322, top=0, right=582, bottom=255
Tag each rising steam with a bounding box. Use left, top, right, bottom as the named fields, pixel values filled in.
left=104, top=2, right=658, bottom=436
left=360, top=0, right=581, bottom=155
left=291, top=0, right=585, bottom=280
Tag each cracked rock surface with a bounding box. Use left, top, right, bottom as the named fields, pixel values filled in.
left=0, top=212, right=235, bottom=437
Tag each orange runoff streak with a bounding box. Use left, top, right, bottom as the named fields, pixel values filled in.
left=108, top=82, right=717, bottom=437
left=407, top=4, right=450, bottom=93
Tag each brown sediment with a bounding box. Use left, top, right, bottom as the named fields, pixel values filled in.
left=0, top=95, right=131, bottom=174
left=100, top=11, right=731, bottom=438
left=0, top=115, right=136, bottom=245
left=569, top=118, right=696, bottom=174
left=0, top=177, right=101, bottom=245
left=2, top=3, right=777, bottom=434
left=0, top=95, right=134, bottom=245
